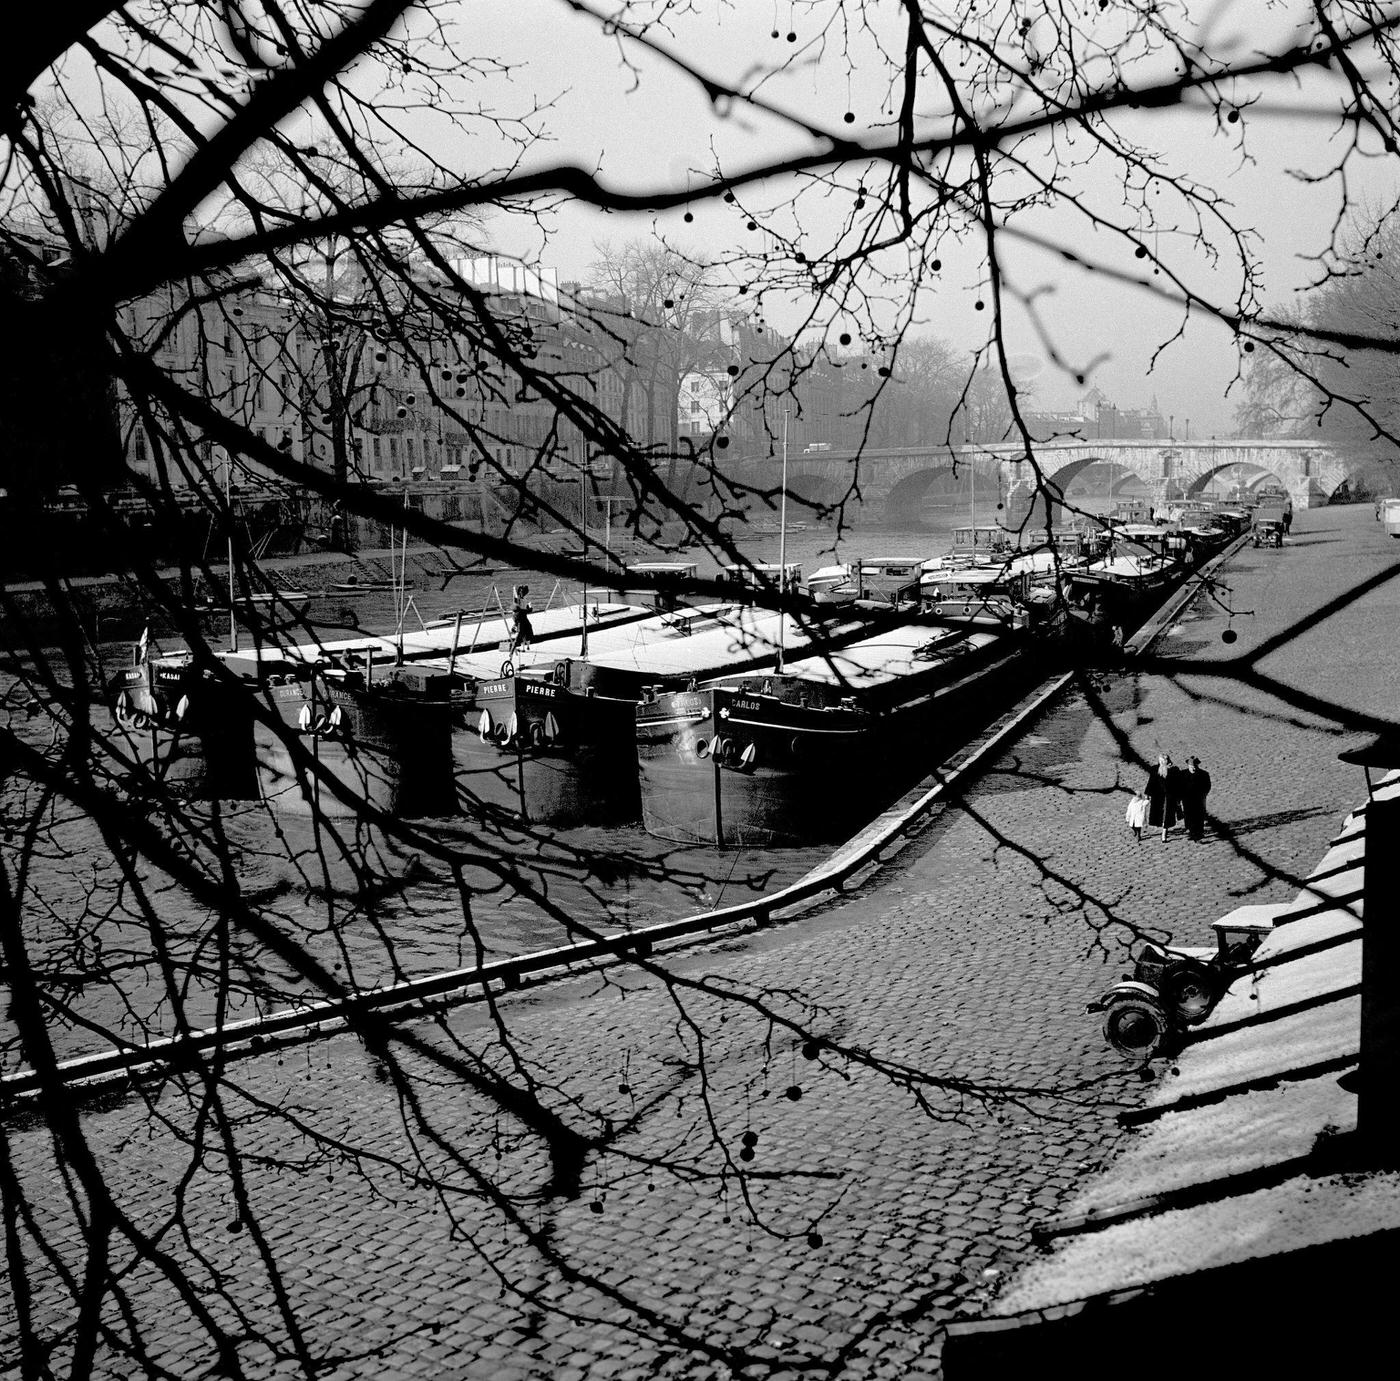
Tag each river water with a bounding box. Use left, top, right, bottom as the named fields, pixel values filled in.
left=2, top=500, right=1038, bottom=1062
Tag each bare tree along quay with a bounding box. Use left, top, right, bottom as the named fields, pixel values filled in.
left=5, top=4, right=1400, bottom=1379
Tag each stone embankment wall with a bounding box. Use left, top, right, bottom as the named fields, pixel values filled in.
left=1, top=546, right=458, bottom=648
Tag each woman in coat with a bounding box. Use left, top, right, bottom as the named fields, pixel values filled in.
left=1145, top=754, right=1180, bottom=839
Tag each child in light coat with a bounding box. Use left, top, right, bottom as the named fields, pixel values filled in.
left=1125, top=787, right=1150, bottom=843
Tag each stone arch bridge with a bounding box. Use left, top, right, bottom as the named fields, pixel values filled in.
left=733, top=439, right=1353, bottom=521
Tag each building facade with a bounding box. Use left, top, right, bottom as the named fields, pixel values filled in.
left=118, top=256, right=636, bottom=496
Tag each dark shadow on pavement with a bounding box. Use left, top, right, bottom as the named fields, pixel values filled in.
left=1208, top=803, right=1339, bottom=840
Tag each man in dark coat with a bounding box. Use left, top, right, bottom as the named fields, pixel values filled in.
left=1179, top=756, right=1212, bottom=840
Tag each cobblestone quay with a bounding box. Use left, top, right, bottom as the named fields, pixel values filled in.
left=5, top=505, right=1396, bottom=1380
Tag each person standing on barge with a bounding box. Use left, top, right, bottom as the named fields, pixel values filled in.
left=510, top=584, right=534, bottom=659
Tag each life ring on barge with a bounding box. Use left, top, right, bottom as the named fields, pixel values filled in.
left=115, top=688, right=175, bottom=733
left=295, top=701, right=347, bottom=738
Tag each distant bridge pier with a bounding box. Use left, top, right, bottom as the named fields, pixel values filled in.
left=1003, top=478, right=1041, bottom=532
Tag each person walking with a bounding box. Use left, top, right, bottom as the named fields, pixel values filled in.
left=1180, top=755, right=1212, bottom=840
left=1125, top=787, right=1150, bottom=844
left=1145, top=753, right=1177, bottom=840
left=1162, top=756, right=1184, bottom=840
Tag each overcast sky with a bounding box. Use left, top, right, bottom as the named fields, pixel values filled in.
left=54, top=2, right=1399, bottom=437
left=397, top=0, right=1395, bottom=437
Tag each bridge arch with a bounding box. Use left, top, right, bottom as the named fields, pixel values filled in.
left=1183, top=462, right=1288, bottom=500
left=1047, top=455, right=1152, bottom=497
left=882, top=460, right=1009, bottom=527
left=1331, top=456, right=1400, bottom=502
left=1012, top=456, right=1154, bottom=525
left=784, top=473, right=848, bottom=512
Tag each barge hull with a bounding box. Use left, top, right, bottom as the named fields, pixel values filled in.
left=107, top=661, right=256, bottom=798
left=636, top=636, right=1029, bottom=847
left=452, top=675, right=639, bottom=826
left=255, top=678, right=453, bottom=819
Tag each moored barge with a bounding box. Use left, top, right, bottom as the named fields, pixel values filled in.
left=806, top=556, right=927, bottom=608
left=221, top=599, right=651, bottom=680
left=251, top=664, right=454, bottom=819
left=634, top=619, right=1033, bottom=847
left=440, top=600, right=890, bottom=826
left=106, top=646, right=256, bottom=798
